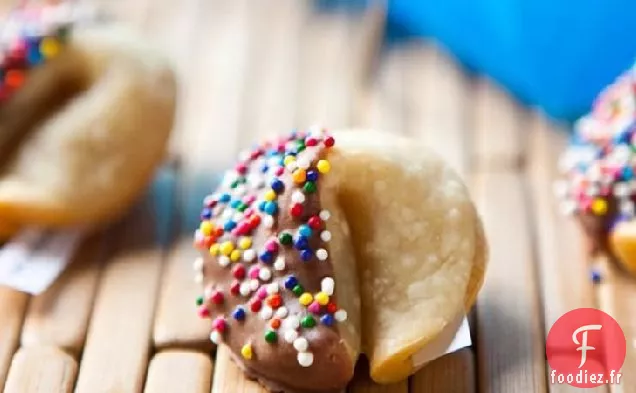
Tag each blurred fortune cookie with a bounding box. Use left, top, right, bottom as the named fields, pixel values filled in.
left=0, top=2, right=176, bottom=239
left=191, top=128, right=488, bottom=391
left=556, top=62, right=636, bottom=276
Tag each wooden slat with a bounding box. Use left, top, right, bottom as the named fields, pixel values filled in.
left=20, top=235, right=104, bottom=356
left=410, top=349, right=476, bottom=393
left=472, top=80, right=526, bottom=170
left=144, top=350, right=213, bottom=393
left=153, top=237, right=210, bottom=349
left=3, top=347, right=77, bottom=393
left=472, top=171, right=547, bottom=393
left=348, top=358, right=408, bottom=393
left=74, top=186, right=173, bottom=393
left=0, top=288, right=29, bottom=391
left=527, top=115, right=608, bottom=393
left=211, top=346, right=268, bottom=393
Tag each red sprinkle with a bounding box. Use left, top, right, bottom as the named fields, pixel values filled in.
left=213, top=317, right=226, bottom=332
left=324, top=136, right=335, bottom=147
left=198, top=306, right=210, bottom=318
left=267, top=294, right=282, bottom=309
left=307, top=216, right=322, bottom=230
left=232, top=265, right=246, bottom=280
left=230, top=280, right=241, bottom=296
left=327, top=302, right=338, bottom=314
left=210, top=290, right=224, bottom=305
left=275, top=167, right=285, bottom=176
left=203, top=236, right=216, bottom=248
left=236, top=163, right=248, bottom=175
left=290, top=203, right=303, bottom=217
left=250, top=299, right=262, bottom=313
left=215, top=228, right=224, bottom=237
left=305, top=137, right=318, bottom=147
left=243, top=208, right=254, bottom=218
left=249, top=215, right=261, bottom=228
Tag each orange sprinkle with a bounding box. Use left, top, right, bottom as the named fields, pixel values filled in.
left=292, top=169, right=306, bottom=184
left=270, top=318, right=281, bottom=329
left=5, top=70, right=25, bottom=89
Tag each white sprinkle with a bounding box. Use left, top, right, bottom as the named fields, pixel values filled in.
left=250, top=279, right=260, bottom=291
left=615, top=182, right=630, bottom=197
left=233, top=212, right=244, bottom=222
left=334, top=310, right=348, bottom=322
left=248, top=173, right=264, bottom=188
left=194, top=273, right=203, bottom=283
left=284, top=329, right=299, bottom=343
left=319, top=210, right=331, bottom=221
left=233, top=184, right=247, bottom=196
left=316, top=249, right=328, bottom=261
left=218, top=256, right=231, bottom=267
left=274, top=257, right=286, bottom=271
left=275, top=306, right=288, bottom=318
left=204, top=285, right=214, bottom=298
left=243, top=249, right=256, bottom=262
left=193, top=257, right=204, bottom=272
left=260, top=306, right=273, bottom=320
left=239, top=282, right=251, bottom=296
left=284, top=315, right=300, bottom=330
left=297, top=352, right=314, bottom=367
left=259, top=267, right=272, bottom=281
left=267, top=282, right=279, bottom=294
left=264, top=215, right=274, bottom=229
left=222, top=209, right=233, bottom=219
left=291, top=190, right=306, bottom=204
left=297, top=156, right=311, bottom=169
left=286, top=161, right=298, bottom=172
left=293, top=337, right=309, bottom=352
left=210, top=331, right=221, bottom=344
left=321, top=277, right=335, bottom=296
left=320, top=231, right=332, bottom=242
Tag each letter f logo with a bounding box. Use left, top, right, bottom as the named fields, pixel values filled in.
left=572, top=324, right=602, bottom=368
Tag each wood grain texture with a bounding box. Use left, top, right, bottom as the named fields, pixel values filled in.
left=472, top=171, right=547, bottom=393
left=3, top=346, right=77, bottom=393
left=410, top=350, right=476, bottom=393
left=74, top=197, right=168, bottom=393
left=153, top=237, right=211, bottom=350
left=0, top=287, right=29, bottom=391
left=144, top=350, right=213, bottom=393
left=211, top=345, right=268, bottom=393
left=20, top=235, right=104, bottom=356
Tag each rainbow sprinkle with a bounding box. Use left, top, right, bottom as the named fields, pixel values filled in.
left=192, top=127, right=347, bottom=368
left=556, top=62, right=636, bottom=224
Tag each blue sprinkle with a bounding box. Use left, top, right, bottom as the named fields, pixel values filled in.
left=590, top=269, right=602, bottom=284
left=264, top=201, right=278, bottom=215
left=614, top=129, right=633, bottom=145
left=294, top=237, right=309, bottom=250
left=232, top=306, right=246, bottom=321
left=306, top=170, right=319, bottom=182
left=271, top=179, right=284, bottom=193
left=230, top=200, right=241, bottom=208
left=261, top=164, right=269, bottom=173
left=200, top=208, right=212, bottom=220
left=298, top=225, right=312, bottom=237
left=258, top=201, right=267, bottom=212
left=622, top=166, right=634, bottom=180
left=278, top=157, right=285, bottom=166
left=260, top=251, right=274, bottom=263
left=300, top=249, right=313, bottom=262
left=219, top=193, right=231, bottom=203
left=320, top=314, right=335, bottom=326
left=224, top=220, right=236, bottom=231
left=284, top=275, right=298, bottom=290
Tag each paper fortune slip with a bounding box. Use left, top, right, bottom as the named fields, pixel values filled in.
left=412, top=313, right=472, bottom=368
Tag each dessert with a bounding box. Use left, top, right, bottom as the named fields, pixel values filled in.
left=193, top=128, right=487, bottom=391
left=0, top=2, right=176, bottom=239
left=556, top=62, right=636, bottom=275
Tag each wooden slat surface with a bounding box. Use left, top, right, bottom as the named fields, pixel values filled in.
left=1, top=1, right=635, bottom=393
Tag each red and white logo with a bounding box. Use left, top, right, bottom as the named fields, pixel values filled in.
left=546, top=308, right=626, bottom=388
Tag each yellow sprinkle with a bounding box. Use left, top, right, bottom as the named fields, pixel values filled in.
left=209, top=243, right=220, bottom=256
left=220, top=241, right=235, bottom=256
left=317, top=160, right=331, bottom=174
left=264, top=190, right=277, bottom=201
left=315, top=292, right=329, bottom=306
left=284, top=155, right=296, bottom=165
left=40, top=37, right=61, bottom=58
left=241, top=344, right=253, bottom=360
left=592, top=199, right=608, bottom=215
left=199, top=221, right=214, bottom=236
left=230, top=249, right=242, bottom=262
left=299, top=293, right=313, bottom=306
left=239, top=237, right=252, bottom=250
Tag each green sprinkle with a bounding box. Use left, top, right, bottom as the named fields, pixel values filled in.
left=237, top=202, right=248, bottom=212
left=296, top=140, right=306, bottom=152
left=230, top=180, right=239, bottom=189
left=278, top=232, right=293, bottom=245
left=301, top=315, right=316, bottom=328
left=196, top=296, right=204, bottom=306
left=303, top=181, right=316, bottom=193
left=292, top=285, right=304, bottom=296
left=264, top=330, right=278, bottom=343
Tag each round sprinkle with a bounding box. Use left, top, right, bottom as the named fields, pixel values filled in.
left=243, top=249, right=256, bottom=262
left=292, top=169, right=307, bottom=184
left=334, top=310, right=348, bottom=322
left=278, top=231, right=293, bottom=245
left=230, top=280, right=241, bottom=295
left=212, top=317, right=226, bottom=332
left=239, top=282, right=251, bottom=296
left=198, top=305, right=210, bottom=318
left=308, top=302, right=321, bottom=314
left=250, top=279, right=260, bottom=291
left=591, top=268, right=602, bottom=284
left=239, top=237, right=252, bottom=250
left=284, top=155, right=296, bottom=166
left=298, top=225, right=312, bottom=237
left=285, top=315, right=300, bottom=330
left=284, top=329, right=299, bottom=343
left=298, top=352, right=314, bottom=367
left=209, top=244, right=220, bottom=256
left=233, top=265, right=246, bottom=279
left=266, top=294, right=283, bottom=308
left=251, top=299, right=263, bottom=313
left=200, top=221, right=214, bottom=236
left=292, top=285, right=304, bottom=296
left=299, top=293, right=313, bottom=306
left=210, top=290, right=224, bottom=305
left=316, top=249, right=328, bottom=261
left=319, top=210, right=331, bottom=221
left=291, top=190, right=306, bottom=204
left=193, top=257, right=204, bottom=271
left=321, top=277, right=335, bottom=296
left=297, top=156, right=311, bottom=169
left=271, top=179, right=284, bottom=193
left=327, top=303, right=338, bottom=314
left=230, top=249, right=242, bottom=262
left=210, top=331, right=221, bottom=345
left=223, top=220, right=237, bottom=231
left=321, top=314, right=335, bottom=326
left=306, top=169, right=319, bottom=182
left=259, top=267, right=272, bottom=281
left=308, top=216, right=322, bottom=230
left=300, top=249, right=313, bottom=262
left=293, top=337, right=309, bottom=352
left=275, top=306, right=288, bottom=318
left=591, top=199, right=608, bottom=215
left=264, top=201, right=278, bottom=215
left=233, top=306, right=246, bottom=321
left=265, top=239, right=279, bottom=253
left=194, top=273, right=203, bottom=283
left=320, top=230, right=332, bottom=242
left=303, top=181, right=317, bottom=193
left=301, top=315, right=316, bottom=328
left=290, top=203, right=304, bottom=217
left=195, top=296, right=204, bottom=306
left=315, top=292, right=329, bottom=305
left=264, top=190, right=277, bottom=201
left=317, top=160, right=331, bottom=173
left=284, top=276, right=298, bottom=290
left=324, top=136, right=335, bottom=147
left=220, top=241, right=234, bottom=256
left=260, top=251, right=274, bottom=264
left=264, top=330, right=278, bottom=343
left=273, top=257, right=286, bottom=271
left=260, top=306, right=273, bottom=320
left=267, top=282, right=280, bottom=294
left=264, top=215, right=275, bottom=228
left=218, top=256, right=231, bottom=267
left=241, top=344, right=252, bottom=359
left=294, top=237, right=309, bottom=250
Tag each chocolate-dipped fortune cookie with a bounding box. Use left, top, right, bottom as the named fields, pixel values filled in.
left=192, top=128, right=487, bottom=392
